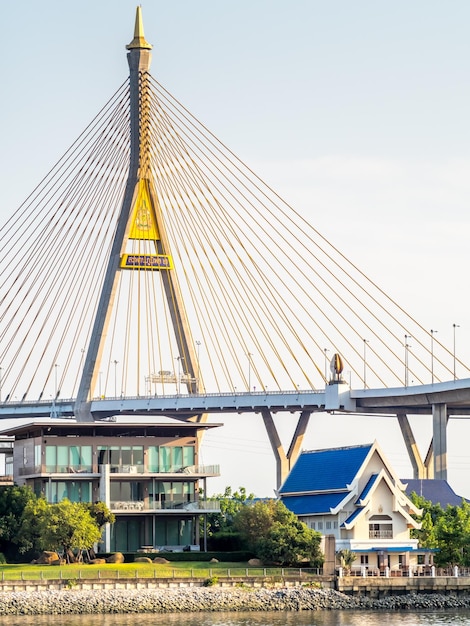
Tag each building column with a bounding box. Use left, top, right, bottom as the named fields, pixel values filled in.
left=99, top=464, right=111, bottom=552
left=432, top=403, right=448, bottom=480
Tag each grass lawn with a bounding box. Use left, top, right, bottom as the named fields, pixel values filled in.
left=0, top=561, right=299, bottom=581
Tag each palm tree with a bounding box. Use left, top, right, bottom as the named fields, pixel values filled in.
left=337, top=548, right=357, bottom=575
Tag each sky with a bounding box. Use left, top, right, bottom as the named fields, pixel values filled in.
left=2, top=1, right=470, bottom=497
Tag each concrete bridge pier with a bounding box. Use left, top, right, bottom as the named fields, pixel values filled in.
left=397, top=404, right=448, bottom=481
left=432, top=403, right=448, bottom=480
left=261, top=409, right=311, bottom=490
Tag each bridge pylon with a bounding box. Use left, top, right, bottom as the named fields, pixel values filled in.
left=75, top=7, right=201, bottom=421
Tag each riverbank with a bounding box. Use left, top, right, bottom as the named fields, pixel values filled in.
left=1, top=587, right=470, bottom=615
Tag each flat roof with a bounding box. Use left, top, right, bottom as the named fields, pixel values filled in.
left=0, top=419, right=222, bottom=440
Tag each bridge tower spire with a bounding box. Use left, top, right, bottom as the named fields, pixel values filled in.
left=75, top=7, right=201, bottom=421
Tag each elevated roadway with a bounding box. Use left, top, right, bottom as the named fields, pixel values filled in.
left=1, top=378, right=470, bottom=488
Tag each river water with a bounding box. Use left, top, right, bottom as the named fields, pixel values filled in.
left=2, top=611, right=470, bottom=626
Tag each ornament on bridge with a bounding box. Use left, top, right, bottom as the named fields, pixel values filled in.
left=329, top=353, right=346, bottom=385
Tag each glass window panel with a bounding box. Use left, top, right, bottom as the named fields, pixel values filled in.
left=120, top=482, right=131, bottom=500
left=81, top=482, right=91, bottom=502
left=45, top=446, right=56, bottom=467
left=160, top=447, right=171, bottom=472
left=68, top=481, right=80, bottom=502
left=81, top=446, right=92, bottom=466
left=121, top=447, right=132, bottom=465
left=57, top=482, right=68, bottom=501
left=110, top=482, right=120, bottom=501
left=132, top=446, right=144, bottom=466
left=183, top=447, right=194, bottom=467
left=167, top=520, right=179, bottom=544
left=130, top=482, right=143, bottom=501
left=98, top=446, right=108, bottom=465
left=179, top=520, right=192, bottom=545
left=34, top=445, right=41, bottom=467
left=173, top=447, right=183, bottom=470
left=57, top=446, right=69, bottom=466
left=109, top=447, right=120, bottom=465
left=148, top=446, right=158, bottom=472
left=69, top=446, right=80, bottom=466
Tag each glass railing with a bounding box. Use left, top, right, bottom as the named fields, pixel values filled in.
left=110, top=499, right=221, bottom=512
left=19, top=463, right=220, bottom=477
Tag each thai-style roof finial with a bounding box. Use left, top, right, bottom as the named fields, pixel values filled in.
left=126, top=5, right=152, bottom=50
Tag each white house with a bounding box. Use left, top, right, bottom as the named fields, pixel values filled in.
left=279, top=441, right=430, bottom=574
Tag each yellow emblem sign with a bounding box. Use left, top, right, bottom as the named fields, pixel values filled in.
left=129, top=179, right=159, bottom=240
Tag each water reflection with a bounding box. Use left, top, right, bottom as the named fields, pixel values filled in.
left=2, top=611, right=470, bottom=626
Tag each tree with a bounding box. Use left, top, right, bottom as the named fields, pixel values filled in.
left=409, top=492, right=443, bottom=549
left=233, top=499, right=323, bottom=566
left=0, top=485, right=40, bottom=560
left=24, top=499, right=102, bottom=562
left=85, top=501, right=115, bottom=529
left=409, top=492, right=470, bottom=567
left=204, top=486, right=255, bottom=550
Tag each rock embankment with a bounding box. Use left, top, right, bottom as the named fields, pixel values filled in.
left=1, top=587, right=470, bottom=615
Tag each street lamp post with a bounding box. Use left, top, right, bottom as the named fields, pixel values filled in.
left=176, top=356, right=184, bottom=395
left=404, top=335, right=411, bottom=387
left=196, top=340, right=201, bottom=393
left=247, top=353, right=253, bottom=391
left=453, top=323, right=460, bottom=381
left=54, top=364, right=59, bottom=399
left=323, top=348, right=329, bottom=385
left=363, top=339, right=369, bottom=390
left=113, top=360, right=118, bottom=397
left=431, top=330, right=437, bottom=384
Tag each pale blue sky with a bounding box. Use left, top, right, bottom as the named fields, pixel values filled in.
left=1, top=2, right=470, bottom=496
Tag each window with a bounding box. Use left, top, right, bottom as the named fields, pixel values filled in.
left=310, top=521, right=315, bottom=529
left=360, top=555, right=369, bottom=565
left=45, top=480, right=92, bottom=503
left=326, top=521, right=332, bottom=529
left=98, top=446, right=143, bottom=471
left=45, top=445, right=92, bottom=472
left=317, top=522, right=323, bottom=530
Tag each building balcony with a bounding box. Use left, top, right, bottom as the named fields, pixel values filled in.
left=110, top=499, right=221, bottom=513
left=19, top=465, right=95, bottom=476
left=369, top=530, right=393, bottom=539
left=18, top=463, right=220, bottom=478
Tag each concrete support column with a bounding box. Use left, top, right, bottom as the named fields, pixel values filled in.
left=261, top=409, right=288, bottom=490
left=261, top=409, right=312, bottom=490
left=432, top=403, right=448, bottom=480
left=397, top=412, right=425, bottom=478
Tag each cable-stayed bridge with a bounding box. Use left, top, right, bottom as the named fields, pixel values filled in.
left=1, top=8, right=469, bottom=488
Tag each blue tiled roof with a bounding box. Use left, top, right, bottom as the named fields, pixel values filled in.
left=282, top=492, right=347, bottom=515
left=355, top=473, right=379, bottom=504
left=279, top=444, right=373, bottom=494
left=341, top=506, right=364, bottom=527
left=403, top=479, right=468, bottom=507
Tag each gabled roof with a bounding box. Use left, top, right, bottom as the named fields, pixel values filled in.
left=281, top=492, right=347, bottom=515
left=355, top=473, right=378, bottom=505
left=403, top=479, right=468, bottom=508
left=279, top=443, right=373, bottom=494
